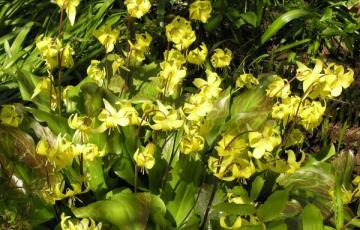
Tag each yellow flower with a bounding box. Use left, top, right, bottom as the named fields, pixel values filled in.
left=159, top=62, right=187, bottom=97
left=186, top=43, right=208, bottom=65
left=93, top=25, right=120, bottom=53
left=180, top=124, right=205, bottom=155
left=299, top=100, right=325, bottom=131
left=189, top=0, right=212, bottom=23
left=271, top=96, right=301, bottom=125
left=98, top=99, right=139, bottom=131
left=60, top=213, right=102, bottom=230
left=75, top=143, right=105, bottom=161
left=36, top=135, right=78, bottom=170
left=215, top=133, right=247, bottom=157
left=133, top=143, right=156, bottom=173
left=183, top=94, right=213, bottom=121
left=110, top=54, right=125, bottom=74
left=248, top=123, right=281, bottom=159
left=220, top=215, right=242, bottom=229
left=231, top=158, right=256, bottom=179
left=210, top=48, right=232, bottom=68
left=162, top=49, right=186, bottom=68
left=68, top=114, right=94, bottom=142
left=53, top=0, right=81, bottom=26
left=284, top=150, right=305, bottom=174
left=0, top=105, right=22, bottom=127
left=129, top=32, right=152, bottom=62
left=296, top=59, right=323, bottom=92
left=193, top=69, right=222, bottom=99
left=165, top=16, right=196, bottom=50
left=36, top=36, right=74, bottom=69
left=87, top=60, right=106, bottom=86
left=236, top=73, right=259, bottom=89
left=266, top=75, right=290, bottom=98
left=324, top=63, right=354, bottom=97
left=150, top=101, right=183, bottom=131
left=125, top=0, right=151, bottom=19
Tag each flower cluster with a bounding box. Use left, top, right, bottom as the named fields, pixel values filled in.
left=36, top=36, right=74, bottom=69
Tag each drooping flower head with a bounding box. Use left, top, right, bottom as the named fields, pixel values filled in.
left=93, top=25, right=120, bottom=53
left=165, top=16, right=196, bottom=50
left=189, top=0, right=212, bottom=23
left=125, top=0, right=151, bottom=19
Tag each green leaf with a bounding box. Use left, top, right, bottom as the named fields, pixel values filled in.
left=267, top=221, right=287, bottom=230
left=225, top=85, right=270, bottom=134
left=240, top=12, right=258, bottom=27
left=72, top=189, right=170, bottom=229
left=256, top=190, right=288, bottom=222
left=10, top=22, right=33, bottom=54
left=29, top=108, right=73, bottom=135
left=250, top=176, right=265, bottom=201
left=87, top=159, right=107, bottom=193
left=261, top=9, right=312, bottom=44
left=300, top=204, right=323, bottom=230
left=212, top=203, right=256, bottom=216
left=204, top=14, right=223, bottom=31
left=350, top=218, right=360, bottom=228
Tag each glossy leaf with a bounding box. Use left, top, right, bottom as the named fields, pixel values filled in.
left=300, top=204, right=323, bottom=230
left=261, top=9, right=312, bottom=44
left=256, top=190, right=288, bottom=222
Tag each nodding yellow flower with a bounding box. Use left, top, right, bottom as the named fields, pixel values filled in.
left=110, top=54, right=125, bottom=74
left=296, top=59, right=323, bottom=92
left=42, top=178, right=88, bottom=205
left=150, top=101, right=183, bottom=131
left=36, top=36, right=74, bottom=69
left=31, top=77, right=55, bottom=99
left=165, top=16, right=196, bottom=50
left=248, top=123, right=282, bottom=159
left=0, top=105, right=22, bottom=127
left=98, top=99, right=139, bottom=132
left=93, top=25, right=120, bottom=53
left=60, top=213, right=102, bottom=230
left=87, top=60, right=106, bottom=87
left=220, top=215, right=242, bottom=229
left=299, top=100, right=325, bottom=131
left=75, top=143, right=105, bottom=161
left=133, top=143, right=156, bottom=173
left=284, top=150, right=305, bottom=174
left=180, top=124, right=205, bottom=155
left=215, top=133, right=247, bottom=157
left=186, top=42, right=208, bottom=65
left=210, top=48, right=232, bottom=68
left=193, top=69, right=222, bottom=99
left=208, top=155, right=255, bottom=181
left=189, top=0, right=212, bottom=23
left=183, top=94, right=213, bottom=121
left=236, top=73, right=259, bottom=89
left=53, top=0, right=81, bottom=26
left=125, top=0, right=151, bottom=19
left=68, top=114, right=94, bottom=143
left=266, top=75, right=291, bottom=99
left=162, top=49, right=186, bottom=68
left=129, top=32, right=152, bottom=62
left=324, top=63, right=354, bottom=97
left=271, top=96, right=301, bottom=125
left=159, top=62, right=187, bottom=97
left=36, top=135, right=78, bottom=170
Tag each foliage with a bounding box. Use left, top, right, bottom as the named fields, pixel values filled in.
left=0, top=0, right=359, bottom=229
